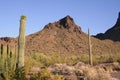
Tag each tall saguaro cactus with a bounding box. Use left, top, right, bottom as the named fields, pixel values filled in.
left=18, top=15, right=26, bottom=68
left=88, top=28, right=93, bottom=65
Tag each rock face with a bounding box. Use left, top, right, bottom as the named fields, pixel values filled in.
left=95, top=12, right=120, bottom=41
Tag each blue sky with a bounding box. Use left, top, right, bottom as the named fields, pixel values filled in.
left=0, top=0, right=120, bottom=37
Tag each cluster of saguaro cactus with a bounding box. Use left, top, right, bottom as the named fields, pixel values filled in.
left=88, top=28, right=93, bottom=65
left=0, top=44, right=17, bottom=79
left=0, top=15, right=26, bottom=79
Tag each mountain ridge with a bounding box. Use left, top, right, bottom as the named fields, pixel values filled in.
left=0, top=14, right=120, bottom=55
left=95, top=12, right=120, bottom=41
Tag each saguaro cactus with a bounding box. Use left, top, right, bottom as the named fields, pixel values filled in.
left=1, top=44, right=4, bottom=56
left=88, top=28, right=93, bottom=65
left=7, top=44, right=10, bottom=58
left=18, top=15, right=26, bottom=68
left=1, top=44, right=5, bottom=72
left=0, top=44, right=17, bottom=79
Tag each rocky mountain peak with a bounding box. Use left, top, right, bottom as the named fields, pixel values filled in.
left=59, top=15, right=75, bottom=28
left=44, top=15, right=81, bottom=33
left=114, top=12, right=120, bottom=27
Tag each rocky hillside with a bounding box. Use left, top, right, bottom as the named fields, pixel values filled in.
left=25, top=15, right=120, bottom=55
left=95, top=12, right=120, bottom=41
left=26, top=16, right=89, bottom=55
left=1, top=14, right=120, bottom=55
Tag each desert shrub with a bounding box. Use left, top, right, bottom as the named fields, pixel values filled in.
left=14, top=67, right=27, bottom=80
left=53, top=74, right=64, bottom=80
left=30, top=68, right=52, bottom=80
left=25, top=55, right=41, bottom=69
left=30, top=68, right=64, bottom=80
left=30, top=53, right=90, bottom=66
left=117, top=60, right=120, bottom=63
left=75, top=65, right=115, bottom=80
left=64, top=54, right=89, bottom=66
left=31, top=53, right=68, bottom=66
left=113, top=53, right=120, bottom=63
left=92, top=53, right=120, bottom=65
left=30, top=52, right=120, bottom=67
left=32, top=53, right=52, bottom=66
left=50, top=53, right=67, bottom=64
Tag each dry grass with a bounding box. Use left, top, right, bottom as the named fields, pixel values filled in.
left=25, top=52, right=120, bottom=68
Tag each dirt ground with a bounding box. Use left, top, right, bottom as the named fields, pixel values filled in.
left=111, top=71, right=120, bottom=80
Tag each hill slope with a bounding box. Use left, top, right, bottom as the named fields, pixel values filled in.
left=25, top=15, right=120, bottom=55
left=26, top=16, right=89, bottom=55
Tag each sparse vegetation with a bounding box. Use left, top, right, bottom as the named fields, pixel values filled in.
left=29, top=52, right=120, bottom=66
left=1, top=48, right=119, bottom=80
